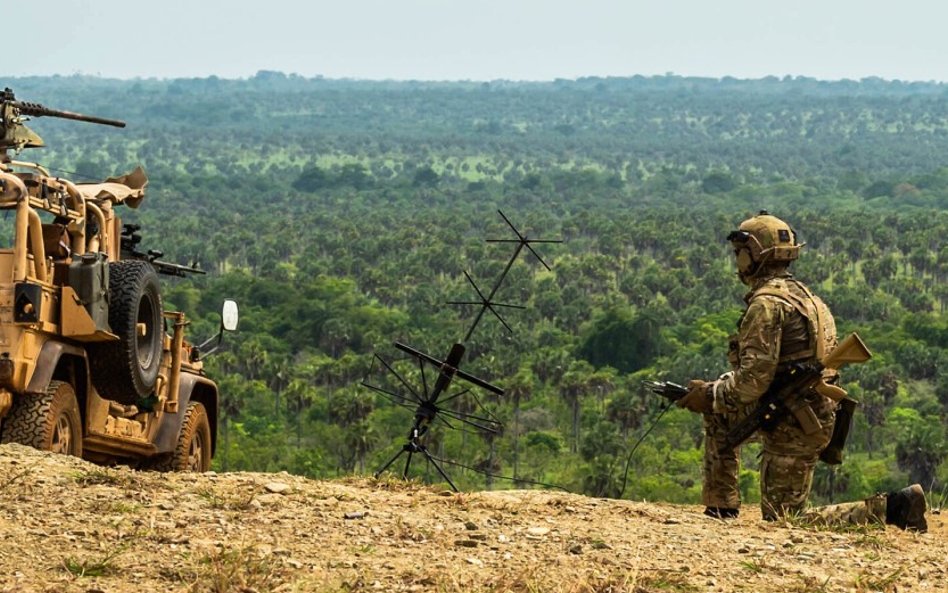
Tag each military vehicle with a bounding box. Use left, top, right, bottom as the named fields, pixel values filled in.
left=0, top=88, right=237, bottom=471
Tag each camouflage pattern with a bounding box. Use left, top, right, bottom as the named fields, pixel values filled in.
left=801, top=495, right=887, bottom=527
left=704, top=270, right=839, bottom=518
left=712, top=273, right=837, bottom=411
left=702, top=409, right=746, bottom=508
left=758, top=403, right=834, bottom=519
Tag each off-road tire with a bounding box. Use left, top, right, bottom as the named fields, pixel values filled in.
left=0, top=381, right=83, bottom=456
left=152, top=402, right=212, bottom=472
left=90, top=261, right=163, bottom=405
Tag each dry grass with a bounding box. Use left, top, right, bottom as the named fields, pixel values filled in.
left=417, top=562, right=698, bottom=593
left=853, top=567, right=903, bottom=593
left=0, top=463, right=36, bottom=491
left=63, top=543, right=128, bottom=578
left=179, top=545, right=290, bottom=592
left=195, top=484, right=257, bottom=511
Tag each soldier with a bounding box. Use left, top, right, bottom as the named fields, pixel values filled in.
left=675, top=211, right=927, bottom=532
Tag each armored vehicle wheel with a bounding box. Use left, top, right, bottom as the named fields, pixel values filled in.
left=0, top=381, right=83, bottom=456
left=152, top=402, right=211, bottom=472
left=90, top=261, right=163, bottom=405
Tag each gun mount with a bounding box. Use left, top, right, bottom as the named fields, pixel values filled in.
left=1, top=88, right=126, bottom=154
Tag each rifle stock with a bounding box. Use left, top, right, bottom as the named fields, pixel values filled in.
left=822, top=333, right=872, bottom=370
left=816, top=333, right=871, bottom=401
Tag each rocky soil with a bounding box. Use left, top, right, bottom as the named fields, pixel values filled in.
left=0, top=444, right=944, bottom=593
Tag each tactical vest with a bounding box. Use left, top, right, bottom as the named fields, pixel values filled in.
left=747, top=277, right=837, bottom=366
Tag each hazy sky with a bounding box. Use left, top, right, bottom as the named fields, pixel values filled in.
left=9, top=0, right=948, bottom=82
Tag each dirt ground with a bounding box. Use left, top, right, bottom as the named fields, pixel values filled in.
left=0, top=443, right=944, bottom=593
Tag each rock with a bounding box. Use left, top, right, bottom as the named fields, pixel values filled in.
left=526, top=527, right=550, bottom=537
left=568, top=544, right=582, bottom=554
left=455, top=539, right=479, bottom=548
left=464, top=520, right=478, bottom=530
left=255, top=493, right=285, bottom=506
left=344, top=511, right=368, bottom=520
left=265, top=481, right=292, bottom=495
left=466, top=557, right=483, bottom=567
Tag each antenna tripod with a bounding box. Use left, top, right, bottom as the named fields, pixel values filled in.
left=363, top=210, right=561, bottom=491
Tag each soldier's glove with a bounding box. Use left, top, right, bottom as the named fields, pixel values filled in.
left=677, top=379, right=713, bottom=414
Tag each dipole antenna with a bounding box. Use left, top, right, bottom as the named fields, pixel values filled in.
left=363, top=210, right=561, bottom=490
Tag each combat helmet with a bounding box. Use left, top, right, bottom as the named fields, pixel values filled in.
left=727, top=211, right=802, bottom=283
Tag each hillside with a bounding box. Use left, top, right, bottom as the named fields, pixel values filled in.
left=0, top=444, right=944, bottom=593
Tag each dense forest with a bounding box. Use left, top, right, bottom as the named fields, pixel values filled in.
left=5, top=74, right=947, bottom=506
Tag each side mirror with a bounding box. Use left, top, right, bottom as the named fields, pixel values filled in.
left=221, top=299, right=239, bottom=332
left=194, top=299, right=239, bottom=360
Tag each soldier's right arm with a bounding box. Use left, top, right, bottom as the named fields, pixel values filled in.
left=711, top=297, right=787, bottom=413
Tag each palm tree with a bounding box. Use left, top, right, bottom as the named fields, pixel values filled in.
left=560, top=360, right=594, bottom=453
left=505, top=364, right=536, bottom=481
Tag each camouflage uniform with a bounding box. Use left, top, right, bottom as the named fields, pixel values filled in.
left=706, top=271, right=838, bottom=520
left=692, top=212, right=926, bottom=531
left=801, top=495, right=887, bottom=527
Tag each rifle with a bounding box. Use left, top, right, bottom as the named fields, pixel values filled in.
left=719, top=332, right=871, bottom=460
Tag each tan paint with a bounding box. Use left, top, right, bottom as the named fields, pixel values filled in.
left=60, top=286, right=97, bottom=337
left=0, top=388, right=11, bottom=417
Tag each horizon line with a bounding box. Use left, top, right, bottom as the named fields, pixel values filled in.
left=5, top=71, right=947, bottom=86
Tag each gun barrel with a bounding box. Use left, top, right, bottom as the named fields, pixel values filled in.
left=13, top=101, right=126, bottom=128
left=152, top=260, right=206, bottom=277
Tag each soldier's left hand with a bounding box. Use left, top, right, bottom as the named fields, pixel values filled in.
left=677, top=379, right=713, bottom=414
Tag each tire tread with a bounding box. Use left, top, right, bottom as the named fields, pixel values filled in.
left=89, top=261, right=163, bottom=404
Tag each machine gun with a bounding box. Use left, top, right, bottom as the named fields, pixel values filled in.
left=1, top=87, right=125, bottom=153
left=120, top=224, right=205, bottom=277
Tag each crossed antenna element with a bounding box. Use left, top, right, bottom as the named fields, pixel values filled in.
left=362, top=210, right=561, bottom=491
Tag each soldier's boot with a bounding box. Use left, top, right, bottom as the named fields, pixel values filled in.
left=885, top=484, right=928, bottom=532
left=704, top=507, right=739, bottom=519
